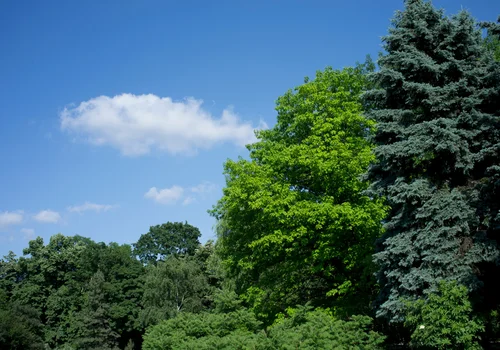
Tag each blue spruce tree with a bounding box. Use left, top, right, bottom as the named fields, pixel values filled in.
left=364, top=0, right=500, bottom=322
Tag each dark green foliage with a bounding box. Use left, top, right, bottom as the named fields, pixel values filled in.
left=96, top=243, right=145, bottom=349
left=404, top=280, right=484, bottom=349
left=133, top=221, right=201, bottom=265
left=0, top=291, right=44, bottom=350
left=71, top=271, right=119, bottom=350
left=0, top=234, right=145, bottom=349
left=13, top=235, right=95, bottom=346
left=0, top=252, right=19, bottom=300
left=0, top=228, right=209, bottom=349
left=363, top=0, right=500, bottom=322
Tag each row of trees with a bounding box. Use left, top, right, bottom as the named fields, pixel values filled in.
left=1, top=0, right=500, bottom=348
left=0, top=223, right=216, bottom=349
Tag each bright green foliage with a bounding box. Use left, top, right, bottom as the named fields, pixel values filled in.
left=142, top=304, right=385, bottom=350
left=484, top=34, right=500, bottom=62
left=211, top=64, right=387, bottom=321
left=142, top=308, right=263, bottom=350
left=482, top=16, right=500, bottom=61
left=133, top=221, right=201, bottom=265
left=141, top=256, right=209, bottom=327
left=404, top=280, right=484, bottom=349
left=268, top=306, right=385, bottom=349
left=363, top=0, right=500, bottom=321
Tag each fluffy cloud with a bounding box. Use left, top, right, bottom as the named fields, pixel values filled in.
left=145, top=181, right=217, bottom=205
left=60, top=94, right=266, bottom=156
left=144, top=186, right=184, bottom=204
left=21, top=228, right=35, bottom=240
left=0, top=211, right=23, bottom=228
left=33, top=210, right=61, bottom=223
left=68, top=202, right=115, bottom=213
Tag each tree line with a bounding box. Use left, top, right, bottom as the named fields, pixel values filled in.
left=1, top=0, right=500, bottom=348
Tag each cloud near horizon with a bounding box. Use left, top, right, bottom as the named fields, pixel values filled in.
left=33, top=210, right=61, bottom=223
left=67, top=202, right=116, bottom=214
left=145, top=181, right=217, bottom=205
left=60, top=94, right=267, bottom=156
left=21, top=228, right=35, bottom=240
left=0, top=211, right=23, bottom=228
left=144, top=186, right=184, bottom=205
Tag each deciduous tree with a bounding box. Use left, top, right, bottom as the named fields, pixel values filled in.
left=133, top=222, right=201, bottom=265
left=211, top=63, right=387, bottom=321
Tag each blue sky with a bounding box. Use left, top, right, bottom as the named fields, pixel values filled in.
left=1, top=0, right=498, bottom=257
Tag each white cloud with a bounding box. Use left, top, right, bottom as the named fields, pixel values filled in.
left=33, top=210, right=61, bottom=223
left=67, top=202, right=115, bottom=214
left=190, top=181, right=216, bottom=194
left=21, top=228, right=35, bottom=240
left=182, top=196, right=196, bottom=206
left=60, top=94, right=267, bottom=156
left=0, top=211, right=23, bottom=228
left=146, top=181, right=217, bottom=206
left=144, top=186, right=184, bottom=204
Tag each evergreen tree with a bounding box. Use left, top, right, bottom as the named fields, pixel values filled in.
left=0, top=290, right=44, bottom=350
left=71, top=271, right=119, bottom=350
left=363, top=0, right=500, bottom=322
left=478, top=14, right=500, bottom=342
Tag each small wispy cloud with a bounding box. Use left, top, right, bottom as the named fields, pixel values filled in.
left=182, top=196, right=196, bottom=206
left=21, top=228, right=35, bottom=240
left=190, top=181, right=217, bottom=194
left=33, top=210, right=61, bottom=223
left=144, top=186, right=184, bottom=204
left=0, top=211, right=23, bottom=228
left=67, top=202, right=116, bottom=214
left=145, top=181, right=217, bottom=206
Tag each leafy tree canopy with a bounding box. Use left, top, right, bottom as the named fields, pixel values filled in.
left=133, top=222, right=201, bottom=265
left=140, top=256, right=209, bottom=327
left=211, top=62, right=387, bottom=321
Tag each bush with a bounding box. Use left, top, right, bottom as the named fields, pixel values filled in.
left=268, top=306, right=385, bottom=349
left=404, top=280, right=484, bottom=349
left=143, top=305, right=385, bottom=350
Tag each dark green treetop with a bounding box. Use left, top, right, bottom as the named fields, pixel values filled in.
left=133, top=221, right=201, bottom=265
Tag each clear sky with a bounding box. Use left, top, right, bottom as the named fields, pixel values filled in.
left=1, top=0, right=498, bottom=257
